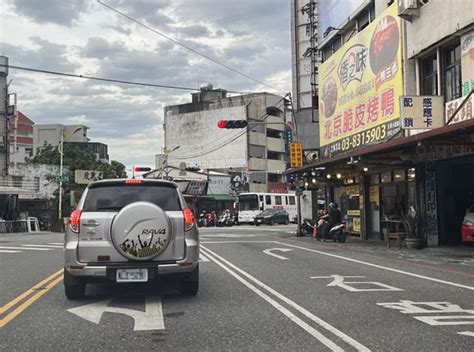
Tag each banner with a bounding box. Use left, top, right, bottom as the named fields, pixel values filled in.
left=75, top=170, right=103, bottom=184
left=400, top=96, right=444, bottom=129
left=319, top=3, right=403, bottom=158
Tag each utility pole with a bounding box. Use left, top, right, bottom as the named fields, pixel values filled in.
left=0, top=56, right=9, bottom=178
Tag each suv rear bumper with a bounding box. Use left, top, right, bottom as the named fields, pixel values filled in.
left=65, top=238, right=199, bottom=278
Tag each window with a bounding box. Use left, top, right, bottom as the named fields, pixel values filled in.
left=265, top=195, right=271, bottom=205
left=83, top=184, right=181, bottom=211
left=12, top=176, right=22, bottom=188
left=444, top=44, right=462, bottom=102
left=34, top=177, right=40, bottom=191
left=267, top=151, right=281, bottom=160
left=275, top=196, right=282, bottom=205
left=421, top=55, right=438, bottom=95
left=268, top=173, right=280, bottom=182
left=266, top=129, right=281, bottom=138
left=289, top=196, right=296, bottom=205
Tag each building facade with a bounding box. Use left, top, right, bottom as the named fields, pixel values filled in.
left=33, top=124, right=89, bottom=152
left=9, top=111, right=34, bottom=165
left=164, top=86, right=288, bottom=193
left=289, top=0, right=474, bottom=246
left=290, top=0, right=321, bottom=155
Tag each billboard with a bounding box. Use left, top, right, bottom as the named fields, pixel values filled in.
left=318, top=3, right=402, bottom=158
left=318, top=0, right=366, bottom=41
left=75, top=170, right=103, bottom=184
left=165, top=106, right=247, bottom=169
left=400, top=96, right=444, bottom=129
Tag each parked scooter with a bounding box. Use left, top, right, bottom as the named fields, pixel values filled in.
left=206, top=211, right=217, bottom=227
left=301, top=218, right=316, bottom=236
left=216, top=210, right=233, bottom=227
left=197, top=211, right=208, bottom=227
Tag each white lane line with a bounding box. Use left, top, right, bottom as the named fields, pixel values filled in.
left=0, top=246, right=51, bottom=251
left=200, top=248, right=345, bottom=352
left=21, top=244, right=63, bottom=249
left=49, top=242, right=64, bottom=245
left=199, top=254, right=210, bottom=262
left=0, top=250, right=21, bottom=253
left=273, top=241, right=474, bottom=291
left=201, top=246, right=370, bottom=352
left=200, top=241, right=274, bottom=244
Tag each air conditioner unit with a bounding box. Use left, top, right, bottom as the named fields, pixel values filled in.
left=398, top=0, right=420, bottom=21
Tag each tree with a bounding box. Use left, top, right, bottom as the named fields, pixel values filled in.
left=28, top=142, right=128, bottom=222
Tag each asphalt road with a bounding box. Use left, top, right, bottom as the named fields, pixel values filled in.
left=1, top=227, right=473, bottom=351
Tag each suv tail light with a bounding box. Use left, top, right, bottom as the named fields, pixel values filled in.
left=183, top=208, right=195, bottom=232
left=69, top=209, right=82, bottom=233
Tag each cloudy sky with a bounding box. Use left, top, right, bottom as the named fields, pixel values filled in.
left=0, top=0, right=291, bottom=169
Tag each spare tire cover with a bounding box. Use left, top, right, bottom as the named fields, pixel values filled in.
left=111, top=201, right=171, bottom=261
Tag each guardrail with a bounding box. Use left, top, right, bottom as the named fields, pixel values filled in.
left=0, top=217, right=41, bottom=233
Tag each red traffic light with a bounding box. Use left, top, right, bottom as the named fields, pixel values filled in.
left=217, top=120, right=248, bottom=129
left=134, top=166, right=152, bottom=172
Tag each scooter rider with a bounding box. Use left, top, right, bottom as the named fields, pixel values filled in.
left=317, top=202, right=342, bottom=240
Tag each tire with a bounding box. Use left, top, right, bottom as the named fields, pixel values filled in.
left=338, top=233, right=347, bottom=243
left=284, top=218, right=289, bottom=225
left=179, top=265, right=199, bottom=296
left=255, top=223, right=260, bottom=226
left=64, top=270, right=86, bottom=300
left=270, top=219, right=275, bottom=226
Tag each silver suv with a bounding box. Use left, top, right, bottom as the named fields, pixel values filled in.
left=64, top=179, right=199, bottom=299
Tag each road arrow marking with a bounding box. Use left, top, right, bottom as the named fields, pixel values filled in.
left=263, top=248, right=293, bottom=260
left=458, top=331, right=474, bottom=337
left=68, top=296, right=165, bottom=331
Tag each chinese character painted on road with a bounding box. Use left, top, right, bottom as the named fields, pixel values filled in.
left=355, top=104, right=366, bottom=129
left=381, top=88, right=395, bottom=118
left=367, top=96, right=379, bottom=123
left=311, top=275, right=403, bottom=292
left=377, top=300, right=474, bottom=326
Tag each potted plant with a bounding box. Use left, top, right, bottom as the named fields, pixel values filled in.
left=401, top=206, right=423, bottom=249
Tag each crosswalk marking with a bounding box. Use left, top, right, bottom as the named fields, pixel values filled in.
left=0, top=250, right=21, bottom=253
left=0, top=246, right=51, bottom=251
left=21, top=244, right=63, bottom=249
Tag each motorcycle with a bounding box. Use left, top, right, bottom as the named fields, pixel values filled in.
left=300, top=218, right=316, bottom=236
left=206, top=211, right=217, bottom=227
left=317, top=218, right=347, bottom=243
left=216, top=211, right=233, bottom=227
left=197, top=212, right=208, bottom=227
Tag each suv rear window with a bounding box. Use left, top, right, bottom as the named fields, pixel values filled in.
left=82, top=185, right=181, bottom=212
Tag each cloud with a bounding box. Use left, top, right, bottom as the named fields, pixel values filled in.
left=0, top=37, right=79, bottom=72
left=10, top=0, right=90, bottom=26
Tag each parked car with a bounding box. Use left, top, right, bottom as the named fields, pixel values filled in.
left=461, top=204, right=474, bottom=244
left=64, top=179, right=199, bottom=299
left=254, top=209, right=289, bottom=225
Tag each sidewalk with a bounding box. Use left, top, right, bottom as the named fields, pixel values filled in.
left=282, top=232, right=474, bottom=268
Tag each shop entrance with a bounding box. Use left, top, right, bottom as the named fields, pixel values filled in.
left=436, top=155, right=474, bottom=245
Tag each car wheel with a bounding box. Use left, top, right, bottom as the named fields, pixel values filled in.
left=179, top=264, right=199, bottom=296
left=64, top=270, right=86, bottom=300
left=270, top=219, right=275, bottom=225
left=284, top=218, right=289, bottom=225
left=255, top=222, right=260, bottom=226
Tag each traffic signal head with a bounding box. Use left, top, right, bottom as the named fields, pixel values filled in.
left=134, top=166, right=152, bottom=172
left=217, top=120, right=248, bottom=129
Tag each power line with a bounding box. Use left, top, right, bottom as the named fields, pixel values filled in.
left=1, top=64, right=247, bottom=93
left=97, top=0, right=283, bottom=94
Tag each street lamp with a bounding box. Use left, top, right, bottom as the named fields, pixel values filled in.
left=161, top=145, right=180, bottom=179
left=58, top=126, right=82, bottom=220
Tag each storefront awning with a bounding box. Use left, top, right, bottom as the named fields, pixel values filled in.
left=203, top=194, right=237, bottom=202
left=287, top=118, right=474, bottom=174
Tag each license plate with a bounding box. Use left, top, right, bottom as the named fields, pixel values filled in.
left=116, top=269, right=148, bottom=282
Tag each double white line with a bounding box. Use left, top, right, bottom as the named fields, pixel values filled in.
left=200, top=245, right=370, bottom=352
